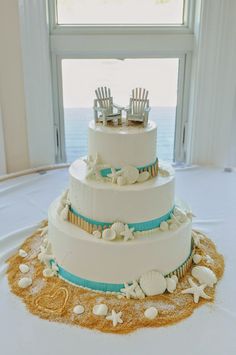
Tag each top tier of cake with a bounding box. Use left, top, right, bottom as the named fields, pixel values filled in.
left=88, top=120, right=157, bottom=168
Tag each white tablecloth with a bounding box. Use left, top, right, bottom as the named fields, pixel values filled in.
left=0, top=167, right=236, bottom=355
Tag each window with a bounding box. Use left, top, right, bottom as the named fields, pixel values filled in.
left=49, top=0, right=194, bottom=164
left=56, top=0, right=185, bottom=26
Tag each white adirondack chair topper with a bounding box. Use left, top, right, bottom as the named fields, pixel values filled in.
left=125, top=88, right=150, bottom=127
left=93, top=87, right=123, bottom=126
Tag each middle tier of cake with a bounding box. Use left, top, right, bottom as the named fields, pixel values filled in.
left=69, top=159, right=175, bottom=229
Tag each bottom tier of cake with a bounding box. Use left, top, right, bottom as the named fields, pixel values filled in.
left=48, top=199, right=193, bottom=292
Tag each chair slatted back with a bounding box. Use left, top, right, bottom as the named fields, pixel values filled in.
left=130, top=88, right=149, bottom=115
left=95, top=87, right=113, bottom=114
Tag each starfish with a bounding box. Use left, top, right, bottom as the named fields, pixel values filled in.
left=181, top=277, right=211, bottom=303
left=120, top=281, right=145, bottom=299
left=107, top=168, right=122, bottom=184
left=106, top=310, right=123, bottom=327
left=120, top=224, right=135, bottom=241
left=83, top=154, right=106, bottom=179
left=192, top=231, right=205, bottom=248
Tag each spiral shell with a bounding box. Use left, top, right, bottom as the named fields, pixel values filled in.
left=102, top=228, right=116, bottom=241
left=139, top=270, right=167, bottom=296
left=191, top=266, right=217, bottom=287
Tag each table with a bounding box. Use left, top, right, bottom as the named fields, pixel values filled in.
left=0, top=166, right=236, bottom=355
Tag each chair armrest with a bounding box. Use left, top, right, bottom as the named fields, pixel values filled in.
left=113, top=104, right=124, bottom=111
left=144, top=107, right=151, bottom=112
left=93, top=106, right=107, bottom=113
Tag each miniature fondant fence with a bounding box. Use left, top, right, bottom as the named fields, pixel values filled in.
left=53, top=242, right=194, bottom=293
left=68, top=206, right=174, bottom=233
left=99, top=158, right=159, bottom=178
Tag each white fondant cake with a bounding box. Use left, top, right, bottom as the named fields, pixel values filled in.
left=48, top=119, right=193, bottom=295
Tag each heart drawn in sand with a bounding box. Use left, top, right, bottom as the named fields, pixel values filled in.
left=35, top=286, right=69, bottom=314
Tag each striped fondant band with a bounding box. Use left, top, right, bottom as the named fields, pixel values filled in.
left=68, top=205, right=174, bottom=233
left=100, top=158, right=159, bottom=178
left=53, top=242, right=194, bottom=293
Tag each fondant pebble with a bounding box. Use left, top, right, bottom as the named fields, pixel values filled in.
left=102, top=228, right=116, bottom=241
left=166, top=277, right=177, bottom=293
left=19, top=249, right=28, bottom=258
left=193, top=254, right=202, bottom=264
left=43, top=268, right=55, bottom=278
left=160, top=221, right=168, bottom=232
left=93, top=304, right=108, bottom=316
left=18, top=277, right=32, bottom=289
left=19, top=264, right=30, bottom=273
left=144, top=307, right=158, bottom=320
left=73, top=305, right=85, bottom=315
left=139, top=270, right=167, bottom=296
left=191, top=266, right=217, bottom=287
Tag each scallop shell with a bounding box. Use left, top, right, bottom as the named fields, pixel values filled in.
left=93, top=230, right=101, bottom=239
left=19, top=264, right=30, bottom=273
left=139, top=270, right=167, bottom=296
left=93, top=304, right=108, bottom=316
left=160, top=221, right=168, bottom=232
left=102, top=228, right=116, bottom=241
left=191, top=266, right=217, bottom=287
left=137, top=171, right=150, bottom=183
left=166, top=277, right=177, bottom=293
left=111, top=222, right=125, bottom=236
left=193, top=254, right=202, bottom=264
left=171, top=275, right=178, bottom=283
left=19, top=249, right=28, bottom=258
left=18, top=277, right=32, bottom=289
left=122, top=166, right=139, bottom=184
left=73, top=305, right=85, bottom=315
left=144, top=307, right=158, bottom=320
left=117, top=176, right=127, bottom=186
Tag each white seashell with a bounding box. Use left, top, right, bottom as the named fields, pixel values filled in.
left=111, top=222, right=125, bottom=236
left=93, top=230, right=101, bottom=239
left=144, top=307, right=158, bottom=320
left=173, top=207, right=187, bottom=222
left=73, top=305, right=85, bottom=315
left=171, top=275, right=178, bottom=283
left=137, top=171, right=150, bottom=183
left=18, top=277, right=32, bottom=289
left=102, top=228, right=116, bottom=241
left=139, top=270, right=167, bottom=296
left=19, top=249, right=28, bottom=258
left=19, top=264, right=30, bottom=273
left=93, top=304, right=108, bottom=316
left=117, top=176, right=127, bottom=186
left=169, top=223, right=178, bottom=231
left=43, top=268, right=55, bottom=278
left=204, top=254, right=214, bottom=264
left=122, top=166, right=139, bottom=184
left=166, top=277, right=177, bottom=293
left=60, top=204, right=69, bottom=221
left=193, top=254, right=202, bottom=264
left=191, top=266, right=217, bottom=287
left=159, top=221, right=168, bottom=232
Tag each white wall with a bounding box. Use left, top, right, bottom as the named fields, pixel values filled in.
left=0, top=0, right=29, bottom=173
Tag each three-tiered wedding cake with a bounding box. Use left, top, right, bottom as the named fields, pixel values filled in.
left=48, top=119, right=194, bottom=296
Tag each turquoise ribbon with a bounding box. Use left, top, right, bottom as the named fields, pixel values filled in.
left=70, top=205, right=174, bottom=232
left=100, top=158, right=158, bottom=177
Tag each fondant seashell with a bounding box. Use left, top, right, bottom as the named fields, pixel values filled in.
left=102, top=228, right=116, bottom=241
left=144, top=307, right=158, bottom=320
left=193, top=254, right=202, bottom=264
left=122, top=166, right=139, bottom=184
left=93, top=230, right=101, bottom=239
left=139, top=270, right=167, bottom=296
left=166, top=277, right=177, bottom=293
left=137, top=171, right=150, bottom=183
left=43, top=268, right=55, bottom=278
left=169, top=223, right=178, bottom=231
left=18, top=277, right=32, bottom=289
left=117, top=176, right=127, bottom=186
left=191, top=266, right=217, bottom=287
left=19, top=264, right=30, bottom=273
left=93, top=304, right=108, bottom=316
left=19, top=249, right=28, bottom=258
left=111, top=222, right=125, bottom=236
left=171, top=275, right=178, bottom=283
left=160, top=221, right=168, bottom=232
left=73, top=305, right=85, bottom=315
